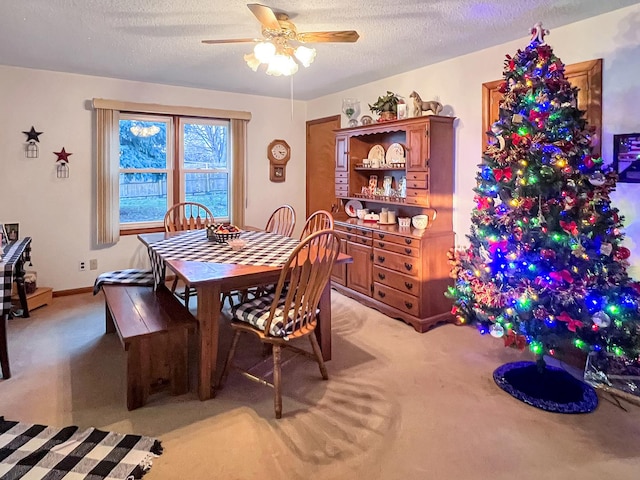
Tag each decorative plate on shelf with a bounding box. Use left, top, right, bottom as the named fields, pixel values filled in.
left=345, top=200, right=363, bottom=217
left=385, top=143, right=405, bottom=164
left=367, top=145, right=385, bottom=164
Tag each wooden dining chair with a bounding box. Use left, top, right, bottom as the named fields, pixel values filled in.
left=217, top=229, right=341, bottom=419
left=225, top=205, right=297, bottom=307
left=164, top=202, right=214, bottom=308
left=299, top=210, right=334, bottom=240
left=265, top=205, right=296, bottom=237
left=164, top=202, right=214, bottom=232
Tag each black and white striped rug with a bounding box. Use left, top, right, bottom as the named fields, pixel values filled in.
left=0, top=417, right=162, bottom=479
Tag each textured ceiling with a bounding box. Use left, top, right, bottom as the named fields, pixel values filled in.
left=0, top=0, right=638, bottom=100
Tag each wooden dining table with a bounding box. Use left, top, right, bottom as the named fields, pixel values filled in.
left=138, top=229, right=351, bottom=401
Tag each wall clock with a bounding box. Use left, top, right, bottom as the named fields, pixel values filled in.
left=268, top=139, right=291, bottom=182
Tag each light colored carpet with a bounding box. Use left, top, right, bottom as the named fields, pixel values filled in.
left=2, top=291, right=640, bottom=480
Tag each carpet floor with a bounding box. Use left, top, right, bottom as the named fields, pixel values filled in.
left=2, top=290, right=640, bottom=480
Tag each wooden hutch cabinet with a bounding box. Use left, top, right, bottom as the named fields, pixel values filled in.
left=331, top=115, right=455, bottom=333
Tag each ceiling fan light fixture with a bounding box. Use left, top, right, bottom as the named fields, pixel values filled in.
left=244, top=52, right=261, bottom=71
left=266, top=53, right=299, bottom=76
left=294, top=45, right=316, bottom=68
left=253, top=41, right=276, bottom=63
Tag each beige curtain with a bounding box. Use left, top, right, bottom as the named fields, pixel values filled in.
left=96, top=108, right=120, bottom=245
left=230, top=119, right=248, bottom=228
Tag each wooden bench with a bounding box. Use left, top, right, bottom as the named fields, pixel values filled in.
left=102, top=284, right=197, bottom=410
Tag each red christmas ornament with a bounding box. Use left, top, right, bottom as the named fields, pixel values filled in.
left=541, top=249, right=556, bottom=260
left=583, top=155, right=595, bottom=169
left=615, top=247, right=631, bottom=260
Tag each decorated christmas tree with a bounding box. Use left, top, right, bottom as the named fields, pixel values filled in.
left=447, top=23, right=640, bottom=383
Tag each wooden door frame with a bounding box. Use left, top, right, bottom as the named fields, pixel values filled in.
left=481, top=58, right=602, bottom=156
left=305, top=115, right=341, bottom=216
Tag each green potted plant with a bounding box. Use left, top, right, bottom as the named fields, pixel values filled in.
left=369, top=91, right=401, bottom=121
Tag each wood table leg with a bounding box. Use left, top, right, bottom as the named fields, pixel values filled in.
left=196, top=283, right=220, bottom=400
left=0, top=313, right=10, bottom=379
left=316, top=282, right=332, bottom=361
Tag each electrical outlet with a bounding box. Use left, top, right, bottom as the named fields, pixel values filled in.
left=79, top=261, right=86, bottom=271
left=89, top=259, right=98, bottom=270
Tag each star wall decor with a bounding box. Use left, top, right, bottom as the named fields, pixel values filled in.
left=54, top=147, right=72, bottom=163
left=22, top=126, right=43, bottom=142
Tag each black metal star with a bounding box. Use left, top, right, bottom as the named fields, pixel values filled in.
left=54, top=147, right=72, bottom=163
left=22, top=126, right=43, bottom=142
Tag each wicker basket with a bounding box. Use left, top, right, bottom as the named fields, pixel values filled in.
left=207, top=225, right=242, bottom=243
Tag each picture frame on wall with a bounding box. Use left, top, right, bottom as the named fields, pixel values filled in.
left=613, top=133, right=640, bottom=183
left=4, top=223, right=19, bottom=242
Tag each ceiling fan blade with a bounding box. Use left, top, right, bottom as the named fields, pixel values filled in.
left=296, top=30, right=360, bottom=43
left=201, top=38, right=257, bottom=44
left=247, top=3, right=281, bottom=30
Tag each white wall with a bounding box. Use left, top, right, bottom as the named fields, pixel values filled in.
left=0, top=67, right=307, bottom=291
left=307, top=4, right=640, bottom=278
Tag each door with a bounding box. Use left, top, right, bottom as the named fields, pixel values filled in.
left=481, top=59, right=602, bottom=155
left=346, top=241, right=372, bottom=296
left=306, top=115, right=341, bottom=218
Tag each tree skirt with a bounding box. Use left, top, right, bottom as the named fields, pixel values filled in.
left=493, top=361, right=598, bottom=413
left=0, top=417, right=162, bottom=479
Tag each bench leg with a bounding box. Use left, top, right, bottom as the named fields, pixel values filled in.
left=127, top=339, right=151, bottom=410
left=105, top=303, right=116, bottom=334
left=0, top=314, right=11, bottom=379
left=169, top=330, right=189, bottom=395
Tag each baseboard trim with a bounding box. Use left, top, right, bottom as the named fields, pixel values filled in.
left=53, top=287, right=93, bottom=297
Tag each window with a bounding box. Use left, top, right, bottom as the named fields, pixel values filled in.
left=94, top=99, right=249, bottom=246
left=118, top=114, right=231, bottom=230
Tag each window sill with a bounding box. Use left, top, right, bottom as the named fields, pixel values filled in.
left=120, top=226, right=164, bottom=236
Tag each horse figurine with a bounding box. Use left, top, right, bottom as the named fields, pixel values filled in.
left=409, top=91, right=443, bottom=117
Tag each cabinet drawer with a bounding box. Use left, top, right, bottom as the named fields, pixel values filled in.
left=372, top=239, right=420, bottom=257
left=338, top=224, right=371, bottom=237
left=336, top=171, right=349, bottom=178
left=406, top=172, right=428, bottom=182
left=335, top=185, right=348, bottom=195
left=404, top=190, right=429, bottom=206
left=407, top=179, right=428, bottom=189
left=373, top=249, right=420, bottom=276
left=335, top=177, right=349, bottom=185
left=372, top=231, right=419, bottom=248
left=373, top=283, right=420, bottom=316
left=373, top=266, right=419, bottom=295
left=342, top=232, right=372, bottom=246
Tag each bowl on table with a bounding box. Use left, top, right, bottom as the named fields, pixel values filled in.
left=227, top=238, right=248, bottom=251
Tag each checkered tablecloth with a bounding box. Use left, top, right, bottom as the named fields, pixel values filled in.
left=147, top=230, right=299, bottom=287
left=1, top=238, right=32, bottom=318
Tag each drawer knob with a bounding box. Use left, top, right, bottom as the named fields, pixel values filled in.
left=378, top=291, right=386, bottom=298
left=378, top=273, right=386, bottom=280
left=346, top=226, right=353, bottom=232
left=346, top=234, right=353, bottom=241
left=404, top=238, right=412, bottom=245
left=404, top=262, right=413, bottom=271
left=360, top=237, right=367, bottom=244
left=378, top=256, right=385, bottom=263
left=404, top=248, right=412, bottom=254
left=404, top=282, right=413, bottom=290
left=378, top=233, right=385, bottom=239
left=378, top=242, right=385, bottom=248
left=405, top=301, right=413, bottom=309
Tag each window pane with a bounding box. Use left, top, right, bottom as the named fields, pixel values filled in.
left=185, top=172, right=228, bottom=219
left=183, top=123, right=228, bottom=169
left=119, top=120, right=167, bottom=169
left=119, top=173, right=168, bottom=223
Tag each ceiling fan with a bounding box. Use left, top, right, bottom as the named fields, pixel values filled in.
left=201, top=3, right=359, bottom=76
